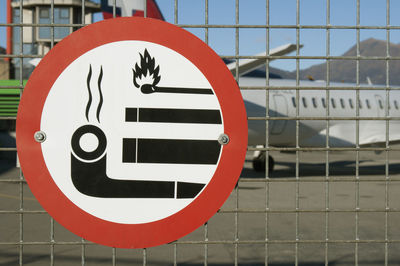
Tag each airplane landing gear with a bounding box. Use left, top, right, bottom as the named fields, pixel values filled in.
left=252, top=152, right=274, bottom=173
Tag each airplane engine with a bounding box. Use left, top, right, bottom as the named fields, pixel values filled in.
left=252, top=150, right=274, bottom=173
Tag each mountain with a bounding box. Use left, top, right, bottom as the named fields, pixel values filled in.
left=296, top=38, right=400, bottom=85
left=255, top=38, right=400, bottom=85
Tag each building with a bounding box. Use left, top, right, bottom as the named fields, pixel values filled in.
left=0, top=47, right=9, bottom=79
left=0, top=59, right=10, bottom=80
left=10, top=0, right=100, bottom=79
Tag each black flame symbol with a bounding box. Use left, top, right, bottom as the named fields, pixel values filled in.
left=132, top=49, right=161, bottom=93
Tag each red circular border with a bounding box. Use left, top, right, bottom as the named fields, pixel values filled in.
left=16, top=17, right=247, bottom=248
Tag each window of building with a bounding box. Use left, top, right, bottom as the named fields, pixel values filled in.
left=60, top=8, right=70, bottom=19
left=38, top=7, right=71, bottom=40
left=12, top=8, right=20, bottom=54
left=40, top=8, right=50, bottom=19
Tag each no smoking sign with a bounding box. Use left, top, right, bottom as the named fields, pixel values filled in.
left=16, top=17, right=247, bottom=248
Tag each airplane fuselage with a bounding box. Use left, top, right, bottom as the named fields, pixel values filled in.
left=240, top=78, right=400, bottom=148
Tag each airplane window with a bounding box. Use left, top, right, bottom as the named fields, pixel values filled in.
left=340, top=98, right=345, bottom=108
left=312, top=98, right=318, bottom=108
left=359, top=100, right=363, bottom=109
left=349, top=99, right=354, bottom=109
left=321, top=98, right=326, bottom=108
left=395, top=100, right=399, bottom=110
left=302, top=97, right=308, bottom=108
left=331, top=98, right=336, bottom=108
left=366, top=99, right=371, bottom=109
left=291, top=97, right=296, bottom=107
left=378, top=99, right=383, bottom=109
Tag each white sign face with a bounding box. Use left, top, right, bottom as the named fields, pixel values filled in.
left=40, top=41, right=224, bottom=224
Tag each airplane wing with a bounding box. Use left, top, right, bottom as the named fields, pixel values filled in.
left=359, top=121, right=400, bottom=147
left=29, top=58, right=41, bottom=67
left=300, top=121, right=400, bottom=147
left=227, top=43, right=302, bottom=77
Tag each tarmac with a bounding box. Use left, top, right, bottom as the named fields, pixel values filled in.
left=0, top=146, right=400, bottom=265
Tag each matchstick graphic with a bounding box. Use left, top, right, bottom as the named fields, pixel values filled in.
left=139, top=84, right=213, bottom=94
left=133, top=49, right=213, bottom=95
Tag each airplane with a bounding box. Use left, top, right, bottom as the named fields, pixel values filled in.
left=102, top=0, right=400, bottom=173
left=238, top=75, right=400, bottom=172
left=26, top=0, right=400, bottom=174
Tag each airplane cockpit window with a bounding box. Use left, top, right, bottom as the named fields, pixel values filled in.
left=366, top=99, right=371, bottom=109
left=394, top=100, right=399, bottom=110
left=291, top=97, right=296, bottom=107
left=359, top=100, right=363, bottom=109
left=312, top=98, right=317, bottom=108
left=302, top=97, right=308, bottom=108
left=340, top=98, right=345, bottom=108
left=321, top=98, right=326, bottom=108
left=349, top=99, right=354, bottom=109
left=331, top=98, right=336, bottom=108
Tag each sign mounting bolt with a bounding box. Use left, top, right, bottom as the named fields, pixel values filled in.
left=34, top=131, right=46, bottom=143
left=218, top=134, right=230, bottom=145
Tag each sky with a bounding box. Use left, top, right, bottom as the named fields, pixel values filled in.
left=1, top=0, right=400, bottom=71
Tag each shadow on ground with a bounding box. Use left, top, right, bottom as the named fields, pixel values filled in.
left=0, top=131, right=17, bottom=175
left=241, top=158, right=400, bottom=178
left=0, top=249, right=398, bottom=266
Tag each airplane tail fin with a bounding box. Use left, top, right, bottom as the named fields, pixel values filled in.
left=101, top=0, right=164, bottom=21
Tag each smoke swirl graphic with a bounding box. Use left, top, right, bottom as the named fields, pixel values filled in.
left=85, top=65, right=104, bottom=123
left=96, top=66, right=103, bottom=123
left=85, top=65, right=92, bottom=122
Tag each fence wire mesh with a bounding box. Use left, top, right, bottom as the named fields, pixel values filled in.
left=1, top=0, right=400, bottom=265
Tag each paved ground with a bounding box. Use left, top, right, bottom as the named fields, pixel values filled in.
left=1, top=148, right=400, bottom=265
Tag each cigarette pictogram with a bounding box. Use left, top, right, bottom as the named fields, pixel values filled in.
left=125, top=107, right=222, bottom=124
left=71, top=125, right=207, bottom=198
